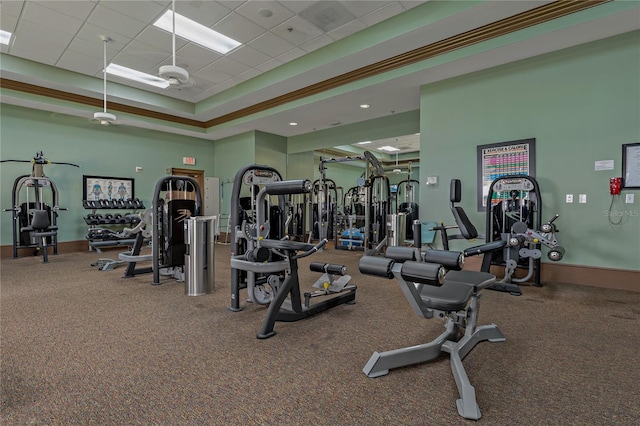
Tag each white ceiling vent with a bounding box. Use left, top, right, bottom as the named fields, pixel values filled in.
left=299, top=1, right=357, bottom=33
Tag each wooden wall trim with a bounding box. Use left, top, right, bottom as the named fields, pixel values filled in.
left=0, top=78, right=205, bottom=128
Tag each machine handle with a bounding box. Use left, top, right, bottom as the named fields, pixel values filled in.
left=295, top=238, right=327, bottom=260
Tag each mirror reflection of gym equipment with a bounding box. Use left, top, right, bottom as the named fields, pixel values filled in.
left=1, top=151, right=79, bottom=262
left=229, top=164, right=357, bottom=338
left=390, top=160, right=419, bottom=244
left=440, top=175, right=565, bottom=295
left=318, top=151, right=392, bottom=254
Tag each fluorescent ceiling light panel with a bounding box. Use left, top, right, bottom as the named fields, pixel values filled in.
left=357, top=141, right=372, bottom=145
left=0, top=30, right=12, bottom=45
left=154, top=11, right=241, bottom=54
left=378, top=146, right=400, bottom=152
left=106, top=64, right=170, bottom=89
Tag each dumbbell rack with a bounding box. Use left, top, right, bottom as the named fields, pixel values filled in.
left=83, top=198, right=145, bottom=252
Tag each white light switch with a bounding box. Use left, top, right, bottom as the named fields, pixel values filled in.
left=579, top=194, right=587, bottom=203
left=566, top=194, right=573, bottom=203
left=626, top=193, right=635, bottom=204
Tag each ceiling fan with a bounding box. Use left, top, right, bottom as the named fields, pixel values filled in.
left=159, top=0, right=194, bottom=89
left=92, top=35, right=118, bottom=126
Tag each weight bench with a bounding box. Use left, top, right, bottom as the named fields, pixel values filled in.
left=358, top=246, right=505, bottom=420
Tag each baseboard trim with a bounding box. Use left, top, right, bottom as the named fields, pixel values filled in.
left=463, top=256, right=639, bottom=293
left=3, top=241, right=638, bottom=293
left=1, top=240, right=88, bottom=259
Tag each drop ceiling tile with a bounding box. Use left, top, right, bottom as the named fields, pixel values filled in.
left=175, top=42, right=222, bottom=73
left=276, top=47, right=306, bottom=63
left=360, top=2, right=406, bottom=27
left=327, top=19, right=367, bottom=41
left=277, top=1, right=313, bottom=15
left=400, top=1, right=429, bottom=11
left=56, top=50, right=103, bottom=76
left=87, top=4, right=149, bottom=38
left=194, top=63, right=233, bottom=85
left=341, top=1, right=396, bottom=18
left=21, top=2, right=84, bottom=35
left=32, top=1, right=97, bottom=21
left=66, top=37, right=109, bottom=61
left=172, top=1, right=232, bottom=27
left=0, top=0, right=24, bottom=18
left=75, top=22, right=133, bottom=47
left=135, top=26, right=187, bottom=51
left=205, top=56, right=250, bottom=77
left=272, top=15, right=324, bottom=45
left=99, top=0, right=165, bottom=23
left=9, top=42, right=63, bottom=66
left=249, top=31, right=295, bottom=57
left=213, top=12, right=265, bottom=43
left=254, top=58, right=283, bottom=73
left=234, top=1, right=295, bottom=30
left=300, top=34, right=334, bottom=53
left=237, top=67, right=261, bottom=81
left=113, top=50, right=168, bottom=77
left=1, top=5, right=21, bottom=32
left=227, top=44, right=271, bottom=68
left=215, top=1, right=246, bottom=12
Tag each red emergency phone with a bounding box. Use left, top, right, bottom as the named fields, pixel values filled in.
left=610, top=177, right=622, bottom=195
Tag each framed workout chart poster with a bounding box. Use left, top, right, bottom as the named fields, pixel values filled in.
left=622, top=143, right=640, bottom=189
left=83, top=175, right=135, bottom=201
left=476, top=138, right=536, bottom=211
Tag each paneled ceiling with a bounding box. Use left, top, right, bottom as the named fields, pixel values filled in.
left=1, top=1, right=638, bottom=156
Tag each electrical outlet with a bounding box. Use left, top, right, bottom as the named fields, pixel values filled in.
left=626, top=193, right=635, bottom=204
left=566, top=194, right=573, bottom=203
left=579, top=194, right=587, bottom=203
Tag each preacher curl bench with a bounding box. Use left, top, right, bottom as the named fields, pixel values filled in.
left=358, top=246, right=505, bottom=420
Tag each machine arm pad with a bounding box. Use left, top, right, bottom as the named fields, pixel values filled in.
left=422, top=249, right=464, bottom=271
left=359, top=256, right=395, bottom=279
left=310, top=262, right=347, bottom=276
left=264, top=179, right=311, bottom=195
left=401, top=261, right=446, bottom=286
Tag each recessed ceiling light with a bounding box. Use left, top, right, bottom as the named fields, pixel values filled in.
left=154, top=11, right=241, bottom=54
left=106, top=64, right=170, bottom=88
left=0, top=30, right=12, bottom=45
left=289, top=122, right=298, bottom=126
left=378, top=146, right=400, bottom=152
left=360, top=104, right=371, bottom=109
left=357, top=141, right=372, bottom=145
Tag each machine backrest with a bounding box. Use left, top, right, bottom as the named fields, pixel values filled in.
left=31, top=210, right=51, bottom=231
left=449, top=180, right=479, bottom=240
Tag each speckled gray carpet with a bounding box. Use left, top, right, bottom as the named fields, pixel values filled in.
left=1, top=245, right=639, bottom=425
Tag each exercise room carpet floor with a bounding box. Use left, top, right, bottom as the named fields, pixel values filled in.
left=1, top=244, right=639, bottom=425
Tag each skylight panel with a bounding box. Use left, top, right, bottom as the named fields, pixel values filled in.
left=153, top=11, right=241, bottom=54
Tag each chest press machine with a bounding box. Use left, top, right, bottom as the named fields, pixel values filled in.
left=358, top=244, right=505, bottom=420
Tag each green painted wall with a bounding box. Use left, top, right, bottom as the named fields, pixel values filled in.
left=212, top=131, right=257, bottom=218
left=0, top=104, right=215, bottom=245
left=419, top=31, right=640, bottom=271
left=255, top=131, right=287, bottom=177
